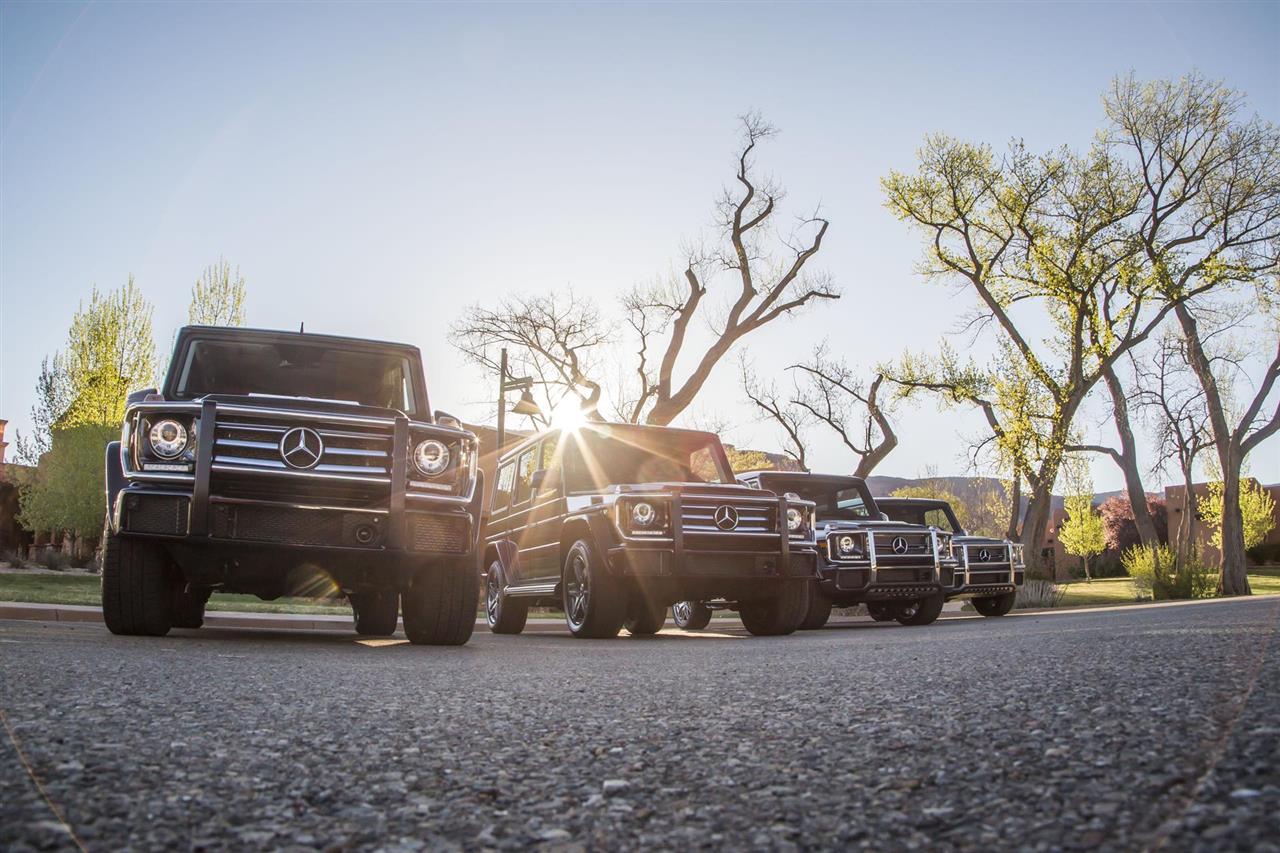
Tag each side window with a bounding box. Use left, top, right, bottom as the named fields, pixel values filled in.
left=512, top=449, right=536, bottom=506
left=924, top=508, right=955, bottom=532
left=492, top=463, right=516, bottom=512
left=538, top=438, right=561, bottom=496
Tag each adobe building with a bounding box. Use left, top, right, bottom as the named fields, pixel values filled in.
left=1165, top=480, right=1280, bottom=566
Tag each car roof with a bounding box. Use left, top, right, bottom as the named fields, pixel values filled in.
left=496, top=421, right=723, bottom=465
left=176, top=325, right=422, bottom=355
left=737, top=470, right=867, bottom=490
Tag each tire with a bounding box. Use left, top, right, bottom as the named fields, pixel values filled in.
left=973, top=590, right=1017, bottom=617
left=866, top=602, right=898, bottom=622
left=738, top=580, right=809, bottom=637
left=402, top=558, right=478, bottom=646
left=100, top=518, right=174, bottom=637
left=351, top=590, right=400, bottom=636
left=171, top=586, right=210, bottom=630
left=485, top=561, right=528, bottom=635
left=562, top=539, right=626, bottom=639
left=896, top=592, right=945, bottom=626
left=624, top=595, right=666, bottom=636
left=798, top=582, right=833, bottom=630
left=672, top=601, right=713, bottom=631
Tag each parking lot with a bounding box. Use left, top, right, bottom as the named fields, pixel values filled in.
left=2, top=598, right=1278, bottom=851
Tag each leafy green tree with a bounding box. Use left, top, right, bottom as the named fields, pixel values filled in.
left=1201, top=478, right=1277, bottom=552
left=189, top=258, right=247, bottom=326
left=61, top=277, right=156, bottom=427
left=1059, top=493, right=1106, bottom=581
left=12, top=354, right=70, bottom=465
left=17, top=424, right=118, bottom=540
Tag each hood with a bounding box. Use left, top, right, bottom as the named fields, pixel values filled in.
left=601, top=482, right=790, bottom=499
left=954, top=534, right=1009, bottom=547
left=195, top=393, right=411, bottom=421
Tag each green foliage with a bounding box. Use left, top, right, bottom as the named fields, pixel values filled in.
left=1059, top=492, right=1106, bottom=567
left=17, top=424, right=118, bottom=538
left=189, top=258, right=247, bottom=326
left=1122, top=544, right=1215, bottom=601
left=1200, top=479, right=1277, bottom=551
left=61, top=278, right=156, bottom=427
left=890, top=483, right=971, bottom=530
left=12, top=354, right=71, bottom=465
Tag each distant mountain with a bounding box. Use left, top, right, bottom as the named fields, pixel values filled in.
left=866, top=474, right=1130, bottom=514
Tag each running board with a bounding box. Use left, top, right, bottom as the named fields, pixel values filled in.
left=504, top=582, right=559, bottom=598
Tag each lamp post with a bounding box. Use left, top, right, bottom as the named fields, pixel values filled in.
left=496, top=348, right=542, bottom=449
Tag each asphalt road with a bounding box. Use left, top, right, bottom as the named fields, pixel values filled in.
left=1, top=599, right=1277, bottom=852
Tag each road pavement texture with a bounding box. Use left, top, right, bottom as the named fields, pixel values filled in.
left=1, top=598, right=1277, bottom=851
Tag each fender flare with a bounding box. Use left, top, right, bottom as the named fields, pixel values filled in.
left=104, top=441, right=125, bottom=534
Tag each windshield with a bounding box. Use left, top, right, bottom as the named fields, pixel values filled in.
left=562, top=427, right=731, bottom=489
left=881, top=503, right=959, bottom=532
left=173, top=339, right=418, bottom=414
left=758, top=479, right=876, bottom=520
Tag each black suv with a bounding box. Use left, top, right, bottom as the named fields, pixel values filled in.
left=102, top=326, right=484, bottom=645
left=481, top=422, right=818, bottom=638
left=876, top=497, right=1025, bottom=617
left=675, top=472, right=956, bottom=630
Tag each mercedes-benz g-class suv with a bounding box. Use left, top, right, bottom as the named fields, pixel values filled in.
left=876, top=497, right=1025, bottom=617
left=481, top=422, right=818, bottom=639
left=102, top=325, right=484, bottom=645
left=675, top=472, right=956, bottom=631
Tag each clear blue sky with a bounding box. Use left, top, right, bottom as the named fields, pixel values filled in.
left=2, top=1, right=1277, bottom=489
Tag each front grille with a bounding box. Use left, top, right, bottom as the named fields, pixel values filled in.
left=969, top=570, right=1014, bottom=585
left=878, top=567, right=934, bottom=584
left=122, top=494, right=189, bottom=535
left=213, top=417, right=392, bottom=477
left=679, top=500, right=777, bottom=534
left=871, top=531, right=933, bottom=557
left=409, top=514, right=469, bottom=553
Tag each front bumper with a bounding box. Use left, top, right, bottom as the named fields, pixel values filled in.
left=946, top=541, right=1026, bottom=598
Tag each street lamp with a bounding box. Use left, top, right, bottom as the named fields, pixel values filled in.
left=497, top=348, right=542, bottom=448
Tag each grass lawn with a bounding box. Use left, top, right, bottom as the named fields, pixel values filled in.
left=0, top=572, right=352, bottom=615
left=1057, top=569, right=1280, bottom=606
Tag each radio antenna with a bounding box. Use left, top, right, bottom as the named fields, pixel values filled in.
left=299, top=322, right=305, bottom=334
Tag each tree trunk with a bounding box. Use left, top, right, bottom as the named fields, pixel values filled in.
left=1006, top=476, right=1022, bottom=542
left=1083, top=554, right=1091, bottom=581
left=1020, top=488, right=1054, bottom=580
left=1176, top=464, right=1197, bottom=572
left=1103, top=366, right=1159, bottom=547
left=1218, top=460, right=1252, bottom=596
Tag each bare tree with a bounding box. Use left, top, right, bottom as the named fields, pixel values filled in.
left=1133, top=330, right=1214, bottom=569
left=624, top=113, right=839, bottom=425
left=449, top=290, right=608, bottom=421
left=743, top=345, right=897, bottom=479
left=1107, top=73, right=1280, bottom=594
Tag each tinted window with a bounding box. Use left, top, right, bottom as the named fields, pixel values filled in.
left=493, top=463, right=516, bottom=511
left=562, top=429, right=731, bottom=490
left=513, top=449, right=536, bottom=505
left=538, top=438, right=561, bottom=495
left=924, top=508, right=956, bottom=532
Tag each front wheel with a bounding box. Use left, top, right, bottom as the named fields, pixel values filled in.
left=896, top=592, right=945, bottom=626
left=973, top=590, right=1017, bottom=617
left=351, top=590, right=400, bottom=636
left=866, top=602, right=898, bottom=622
left=562, top=539, right=625, bottom=639
left=672, top=600, right=713, bottom=631
left=485, top=562, right=528, bottom=635
left=798, top=582, right=832, bottom=630
left=738, top=581, right=809, bottom=637
left=401, top=558, right=478, bottom=646
left=624, top=595, right=667, bottom=636
left=101, top=519, right=174, bottom=637
left=171, top=586, right=210, bottom=630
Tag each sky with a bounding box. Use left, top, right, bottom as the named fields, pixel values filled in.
left=2, top=0, right=1278, bottom=490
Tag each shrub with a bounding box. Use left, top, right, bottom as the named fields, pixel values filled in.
left=35, top=549, right=74, bottom=571
left=1122, top=544, right=1215, bottom=601
left=1016, top=579, right=1065, bottom=609
left=1247, top=542, right=1280, bottom=567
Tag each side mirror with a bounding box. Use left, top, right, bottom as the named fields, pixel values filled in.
left=880, top=512, right=890, bottom=521
left=530, top=469, right=547, bottom=494
left=434, top=409, right=463, bottom=430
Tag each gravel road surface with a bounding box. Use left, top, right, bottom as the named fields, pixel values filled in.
left=2, top=598, right=1277, bottom=851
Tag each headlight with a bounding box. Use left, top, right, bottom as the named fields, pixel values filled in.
left=413, top=439, right=450, bottom=477
left=786, top=507, right=805, bottom=532
left=148, top=419, right=188, bottom=458
left=836, top=534, right=859, bottom=556
left=631, top=501, right=657, bottom=527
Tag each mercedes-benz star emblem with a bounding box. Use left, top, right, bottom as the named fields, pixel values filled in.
left=713, top=505, right=740, bottom=531
left=280, top=427, right=324, bottom=469
left=891, top=536, right=909, bottom=554
left=978, top=548, right=992, bottom=562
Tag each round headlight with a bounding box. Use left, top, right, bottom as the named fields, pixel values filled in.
left=837, top=534, right=857, bottom=555
left=413, top=439, right=450, bottom=477
left=631, top=501, right=657, bottom=527
left=148, top=419, right=188, bottom=458
left=786, top=507, right=805, bottom=532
